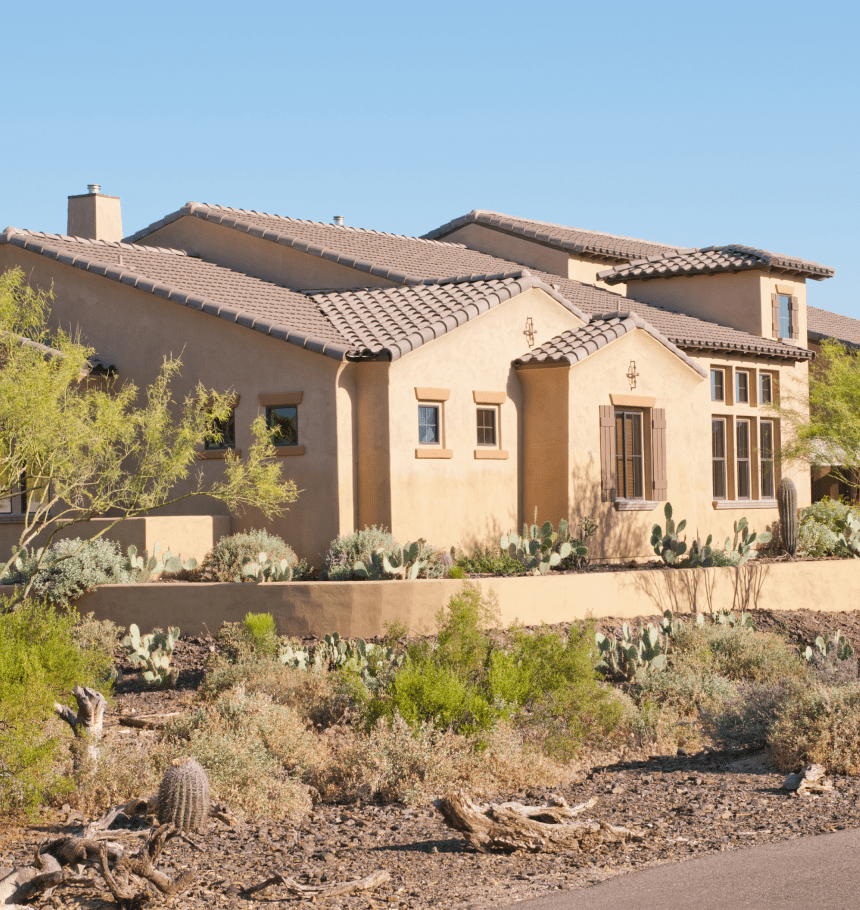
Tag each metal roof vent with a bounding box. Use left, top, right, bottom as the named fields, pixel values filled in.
left=87, top=184, right=101, bottom=195
left=333, top=215, right=344, bottom=226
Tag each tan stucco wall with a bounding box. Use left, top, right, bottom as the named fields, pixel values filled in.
left=136, top=216, right=400, bottom=291
left=15, top=559, right=859, bottom=638
left=68, top=194, right=124, bottom=243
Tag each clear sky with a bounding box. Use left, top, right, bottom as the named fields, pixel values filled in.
left=3, top=0, right=857, bottom=317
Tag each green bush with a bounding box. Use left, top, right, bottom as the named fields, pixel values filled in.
left=199, top=530, right=299, bottom=583
left=798, top=519, right=842, bottom=558
left=242, top=612, right=278, bottom=654
left=801, top=497, right=853, bottom=533
left=454, top=543, right=527, bottom=576
left=3, top=537, right=132, bottom=603
left=321, top=526, right=447, bottom=580
left=0, top=599, right=115, bottom=814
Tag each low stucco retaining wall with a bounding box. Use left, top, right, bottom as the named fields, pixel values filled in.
left=4, top=559, right=860, bottom=638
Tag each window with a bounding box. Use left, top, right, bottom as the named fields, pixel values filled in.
left=266, top=405, right=298, bottom=447
left=615, top=410, right=644, bottom=499
left=760, top=373, right=773, bottom=405
left=476, top=407, right=497, bottom=447
left=710, top=369, right=725, bottom=402
left=736, top=419, right=751, bottom=499
left=418, top=405, right=440, bottom=445
left=204, top=411, right=236, bottom=450
left=760, top=420, right=775, bottom=498
left=736, top=371, right=749, bottom=404
left=712, top=419, right=727, bottom=499
left=778, top=294, right=792, bottom=338
left=0, top=470, right=46, bottom=516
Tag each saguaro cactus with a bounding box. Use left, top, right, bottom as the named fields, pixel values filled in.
left=157, top=757, right=210, bottom=832
left=777, top=478, right=798, bottom=557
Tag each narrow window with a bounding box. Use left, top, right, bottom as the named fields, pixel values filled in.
left=266, top=405, right=298, bottom=447
left=737, top=419, right=751, bottom=499
left=615, top=410, right=644, bottom=499
left=710, top=369, right=724, bottom=402
left=476, top=407, right=497, bottom=446
left=761, top=420, right=775, bottom=498
left=418, top=405, right=440, bottom=445
left=778, top=294, right=792, bottom=338
left=204, top=410, right=236, bottom=450
left=760, top=373, right=773, bottom=405
left=736, top=371, right=749, bottom=404
left=712, top=419, right=727, bottom=499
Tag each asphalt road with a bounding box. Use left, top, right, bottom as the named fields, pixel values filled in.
left=502, top=828, right=860, bottom=910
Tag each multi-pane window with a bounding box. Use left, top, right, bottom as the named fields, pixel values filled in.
left=710, top=369, right=725, bottom=402
left=204, top=410, right=236, bottom=450
left=712, top=419, right=727, bottom=499
left=736, top=371, right=749, bottom=404
left=418, top=405, right=440, bottom=445
left=615, top=410, right=644, bottom=499
left=266, top=405, right=298, bottom=447
left=778, top=294, right=792, bottom=338
left=736, top=419, right=751, bottom=499
left=476, top=407, right=497, bottom=446
left=760, top=373, right=773, bottom=405
left=760, top=420, right=775, bottom=498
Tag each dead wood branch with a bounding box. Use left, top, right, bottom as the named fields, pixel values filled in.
left=119, top=713, right=180, bottom=731
left=54, top=685, right=107, bottom=766
left=243, top=869, right=390, bottom=900
left=435, top=791, right=645, bottom=854
left=0, top=847, right=63, bottom=906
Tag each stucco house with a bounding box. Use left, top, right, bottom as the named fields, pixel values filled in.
left=0, top=191, right=840, bottom=565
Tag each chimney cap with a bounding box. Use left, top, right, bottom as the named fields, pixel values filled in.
left=87, top=184, right=101, bottom=195
left=333, top=215, right=344, bottom=226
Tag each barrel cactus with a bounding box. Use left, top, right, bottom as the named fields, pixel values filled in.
left=157, top=757, right=210, bottom=832
left=777, top=478, right=798, bottom=557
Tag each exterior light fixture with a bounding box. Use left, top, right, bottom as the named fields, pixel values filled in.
left=626, top=360, right=639, bottom=390
left=523, top=317, right=535, bottom=349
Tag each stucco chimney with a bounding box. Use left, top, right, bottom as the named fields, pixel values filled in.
left=67, top=185, right=123, bottom=241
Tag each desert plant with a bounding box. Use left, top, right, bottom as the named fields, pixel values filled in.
left=242, top=612, right=278, bottom=654
left=200, top=531, right=298, bottom=583
left=124, top=542, right=197, bottom=583
left=454, top=543, right=528, bottom=576
left=241, top=553, right=308, bottom=582
left=595, top=622, right=668, bottom=683
left=837, top=511, right=860, bottom=558
left=378, top=542, right=429, bottom=580
left=501, top=516, right=585, bottom=575
left=650, top=503, right=689, bottom=566
left=798, top=519, right=842, bottom=558
left=122, top=624, right=180, bottom=687
left=801, top=629, right=854, bottom=664
left=321, top=526, right=397, bottom=580
left=777, top=478, right=799, bottom=557
left=157, top=756, right=210, bottom=832
left=723, top=517, right=772, bottom=567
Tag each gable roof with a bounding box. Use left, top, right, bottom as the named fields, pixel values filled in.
left=423, top=210, right=690, bottom=261
left=807, top=306, right=860, bottom=348
left=597, top=245, right=835, bottom=284
left=514, top=312, right=707, bottom=377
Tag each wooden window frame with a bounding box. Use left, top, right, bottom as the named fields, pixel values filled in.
left=736, top=370, right=750, bottom=405
left=600, top=405, right=666, bottom=504
left=760, top=419, right=776, bottom=499
left=615, top=409, right=646, bottom=501
left=476, top=406, right=498, bottom=448
left=759, top=372, right=774, bottom=406
left=736, top=418, right=752, bottom=500
left=710, top=368, right=725, bottom=403
left=712, top=418, right=728, bottom=500
left=203, top=409, right=236, bottom=451
left=266, top=404, right=299, bottom=448
left=772, top=293, right=800, bottom=340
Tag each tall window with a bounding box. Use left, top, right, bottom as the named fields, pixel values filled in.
left=615, top=410, right=644, bottom=499
left=418, top=405, right=440, bottom=445
left=736, top=371, right=749, bottom=404
left=710, top=369, right=725, bottom=402
left=266, top=405, right=298, bottom=447
left=760, top=420, right=775, bottom=498
left=760, top=373, right=773, bottom=405
left=476, top=407, right=497, bottom=446
left=204, top=410, right=236, bottom=450
left=778, top=294, right=792, bottom=338
left=712, top=419, right=727, bottom=499
left=737, top=419, right=751, bottom=499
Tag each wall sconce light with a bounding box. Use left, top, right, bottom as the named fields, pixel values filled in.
left=626, top=360, right=639, bottom=390
left=523, top=317, right=536, bottom=349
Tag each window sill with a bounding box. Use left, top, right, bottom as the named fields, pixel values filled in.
left=713, top=499, right=777, bottom=510
left=197, top=449, right=242, bottom=460
left=415, top=448, right=453, bottom=459
left=474, top=449, right=509, bottom=460
left=613, top=499, right=659, bottom=511
left=270, top=445, right=305, bottom=457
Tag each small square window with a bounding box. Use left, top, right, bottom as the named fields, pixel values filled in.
left=736, top=371, right=749, bottom=404
left=760, top=373, right=773, bottom=405
left=418, top=405, right=440, bottom=445
left=204, top=411, right=236, bottom=450
left=710, top=369, right=724, bottom=402
left=266, top=405, right=298, bottom=447
left=476, top=407, right=497, bottom=446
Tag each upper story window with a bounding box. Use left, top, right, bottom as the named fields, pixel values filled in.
left=204, top=411, right=236, bottom=451
left=778, top=294, right=792, bottom=338
left=760, top=373, right=773, bottom=405
left=418, top=405, right=440, bottom=445
left=476, top=407, right=497, bottom=447
left=266, top=405, right=298, bottom=447
left=736, top=371, right=749, bottom=404
left=711, top=369, right=725, bottom=402
left=615, top=410, right=644, bottom=499
left=736, top=419, right=751, bottom=499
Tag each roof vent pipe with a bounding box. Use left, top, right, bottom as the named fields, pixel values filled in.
left=87, top=184, right=101, bottom=195
left=333, top=215, right=344, bottom=226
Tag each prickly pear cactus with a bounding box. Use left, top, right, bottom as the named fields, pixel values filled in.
left=777, top=478, right=798, bottom=557
left=158, top=756, right=210, bottom=832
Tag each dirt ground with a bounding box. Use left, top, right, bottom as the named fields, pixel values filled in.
left=3, top=607, right=860, bottom=910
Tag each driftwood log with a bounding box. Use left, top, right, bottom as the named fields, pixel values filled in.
left=243, top=869, right=391, bottom=900
left=54, top=686, right=107, bottom=766
left=0, top=845, right=63, bottom=907
left=435, top=791, right=645, bottom=853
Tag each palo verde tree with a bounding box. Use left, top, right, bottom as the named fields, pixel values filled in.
left=0, top=268, right=298, bottom=595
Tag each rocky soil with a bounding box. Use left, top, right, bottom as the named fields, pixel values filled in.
left=3, top=607, right=860, bottom=910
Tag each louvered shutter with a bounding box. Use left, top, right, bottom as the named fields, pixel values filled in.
left=651, top=408, right=667, bottom=500
left=599, top=405, right=616, bottom=502
left=790, top=296, right=800, bottom=340
left=771, top=293, right=781, bottom=337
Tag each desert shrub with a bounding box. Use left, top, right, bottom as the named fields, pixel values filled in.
left=454, top=543, right=527, bottom=576
left=801, top=497, right=853, bottom=534
left=768, top=683, right=860, bottom=774
left=242, top=612, right=278, bottom=655
left=321, top=527, right=446, bottom=580
left=0, top=599, right=115, bottom=814
left=798, top=519, right=842, bottom=558
left=4, top=538, right=132, bottom=603
left=637, top=664, right=737, bottom=719
left=71, top=612, right=123, bottom=660
left=199, top=530, right=298, bottom=583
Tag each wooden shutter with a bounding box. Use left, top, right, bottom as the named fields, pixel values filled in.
left=651, top=408, right=667, bottom=500
left=790, top=296, right=800, bottom=339
left=771, top=293, right=781, bottom=337
left=599, top=405, right=616, bottom=502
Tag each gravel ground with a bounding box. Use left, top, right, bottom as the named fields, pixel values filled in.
left=3, top=607, right=860, bottom=909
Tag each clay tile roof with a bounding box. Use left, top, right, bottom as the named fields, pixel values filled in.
left=514, top=312, right=706, bottom=377
left=807, top=306, right=860, bottom=348
left=308, top=273, right=588, bottom=361
left=597, top=244, right=835, bottom=284
left=422, top=210, right=690, bottom=261
left=125, top=203, right=527, bottom=285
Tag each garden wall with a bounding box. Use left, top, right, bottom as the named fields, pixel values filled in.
left=4, top=559, right=858, bottom=638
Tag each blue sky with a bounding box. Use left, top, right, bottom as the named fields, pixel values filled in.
left=3, top=0, right=857, bottom=316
